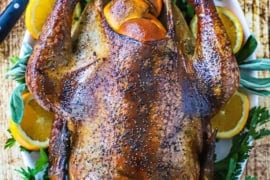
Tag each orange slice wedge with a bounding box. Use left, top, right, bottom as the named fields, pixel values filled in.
left=211, top=91, right=250, bottom=139
left=9, top=93, right=54, bottom=150
left=25, top=0, right=81, bottom=39
left=25, top=0, right=56, bottom=39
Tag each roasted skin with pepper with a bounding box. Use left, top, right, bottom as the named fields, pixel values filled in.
left=26, top=0, right=239, bottom=179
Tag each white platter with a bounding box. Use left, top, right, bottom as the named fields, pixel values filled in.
left=17, top=0, right=257, bottom=179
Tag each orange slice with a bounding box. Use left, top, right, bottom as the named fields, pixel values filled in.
left=104, top=0, right=150, bottom=31
left=25, top=0, right=56, bottom=39
left=211, top=91, right=250, bottom=139
left=25, top=0, right=82, bottom=39
left=118, top=17, right=166, bottom=41
left=9, top=93, right=54, bottom=150
left=190, top=6, right=244, bottom=54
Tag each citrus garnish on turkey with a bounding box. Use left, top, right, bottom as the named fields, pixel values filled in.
left=211, top=91, right=250, bottom=139
left=25, top=0, right=81, bottom=39
left=9, top=93, right=54, bottom=150
left=190, top=6, right=244, bottom=54
left=25, top=0, right=56, bottom=39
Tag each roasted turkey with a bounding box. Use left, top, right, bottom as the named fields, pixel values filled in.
left=26, top=0, right=239, bottom=179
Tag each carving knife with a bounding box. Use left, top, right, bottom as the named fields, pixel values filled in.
left=0, top=0, right=29, bottom=42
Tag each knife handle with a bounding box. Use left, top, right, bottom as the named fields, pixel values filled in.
left=0, top=0, right=29, bottom=42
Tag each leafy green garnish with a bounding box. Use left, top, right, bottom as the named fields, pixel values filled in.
left=35, top=149, right=49, bottom=175
left=240, top=85, right=270, bottom=97
left=4, top=129, right=31, bottom=152
left=5, top=138, right=16, bottom=149
left=240, top=71, right=270, bottom=89
left=173, top=0, right=195, bottom=23
left=4, top=129, right=16, bottom=149
left=16, top=167, right=36, bottom=180
left=9, top=56, right=20, bottom=65
left=239, top=59, right=270, bottom=71
left=6, top=43, right=32, bottom=83
left=245, top=176, right=257, bottom=180
left=235, top=35, right=270, bottom=96
left=10, top=84, right=27, bottom=124
left=214, top=107, right=270, bottom=180
left=16, top=149, right=49, bottom=180
left=236, top=35, right=258, bottom=64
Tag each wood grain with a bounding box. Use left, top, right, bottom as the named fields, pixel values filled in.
left=0, top=0, right=269, bottom=179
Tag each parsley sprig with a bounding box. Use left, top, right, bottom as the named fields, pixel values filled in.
left=4, top=129, right=16, bottom=149
left=4, top=129, right=31, bottom=152
left=214, top=107, right=270, bottom=180
left=16, top=149, right=49, bottom=180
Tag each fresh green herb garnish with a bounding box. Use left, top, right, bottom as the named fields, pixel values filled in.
left=35, top=149, right=49, bottom=176
left=9, top=56, right=20, bottom=65
left=214, top=107, right=270, bottom=180
left=173, top=0, right=195, bottom=23
left=240, top=70, right=270, bottom=96
left=16, top=167, right=36, bottom=180
left=10, top=84, right=28, bottom=124
left=4, top=138, right=16, bottom=149
left=4, top=129, right=31, bottom=152
left=240, top=70, right=270, bottom=89
left=4, top=130, right=16, bottom=149
left=235, top=34, right=270, bottom=96
left=236, top=35, right=258, bottom=64
left=245, top=176, right=257, bottom=180
left=239, top=59, right=270, bottom=70
left=7, top=43, right=32, bottom=124
left=16, top=149, right=49, bottom=180
left=6, top=43, right=32, bottom=83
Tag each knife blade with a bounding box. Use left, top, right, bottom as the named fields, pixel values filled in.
left=0, top=0, right=29, bottom=42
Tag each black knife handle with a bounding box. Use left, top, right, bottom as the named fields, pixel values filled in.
left=0, top=0, right=29, bottom=42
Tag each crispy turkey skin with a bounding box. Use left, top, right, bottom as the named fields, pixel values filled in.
left=26, top=0, right=239, bottom=179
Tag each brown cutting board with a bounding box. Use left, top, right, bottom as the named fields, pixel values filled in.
left=0, top=0, right=269, bottom=179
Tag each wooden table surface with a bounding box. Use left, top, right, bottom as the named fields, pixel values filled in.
left=0, top=0, right=269, bottom=179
